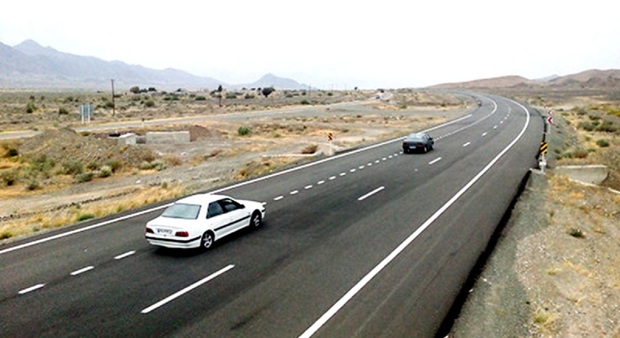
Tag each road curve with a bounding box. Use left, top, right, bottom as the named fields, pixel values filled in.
left=0, top=93, right=543, bottom=337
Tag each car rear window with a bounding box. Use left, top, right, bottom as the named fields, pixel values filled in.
left=162, top=203, right=201, bottom=219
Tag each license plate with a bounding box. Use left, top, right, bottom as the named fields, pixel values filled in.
left=157, top=228, right=173, bottom=234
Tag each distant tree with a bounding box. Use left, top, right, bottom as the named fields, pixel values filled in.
left=129, top=86, right=140, bottom=94
left=148, top=87, right=157, bottom=92
left=262, top=87, right=275, bottom=98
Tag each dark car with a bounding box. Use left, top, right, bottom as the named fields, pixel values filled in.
left=402, top=132, right=434, bottom=153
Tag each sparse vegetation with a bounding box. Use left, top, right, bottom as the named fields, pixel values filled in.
left=238, top=126, right=252, bottom=136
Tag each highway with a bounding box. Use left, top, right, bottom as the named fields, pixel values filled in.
left=0, top=93, right=543, bottom=337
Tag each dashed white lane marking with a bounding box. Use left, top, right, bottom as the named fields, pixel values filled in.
left=274, top=196, right=284, bottom=201
left=141, top=265, right=234, bottom=314
left=382, top=158, right=387, bottom=161
left=70, top=266, right=94, bottom=276
left=19, top=284, right=45, bottom=295
left=339, top=173, right=346, bottom=177
left=429, top=157, right=442, bottom=165
left=375, top=160, right=380, bottom=164
left=329, top=176, right=336, bottom=180
left=305, top=185, right=313, bottom=190
left=463, top=142, right=471, bottom=147
left=358, top=186, right=385, bottom=201
left=318, top=180, right=325, bottom=185
left=359, top=165, right=365, bottom=169
left=114, top=251, right=136, bottom=260
left=367, top=163, right=373, bottom=166
left=350, top=169, right=356, bottom=173
left=493, top=125, right=498, bottom=129
left=290, top=190, right=299, bottom=195
left=482, top=132, right=488, bottom=137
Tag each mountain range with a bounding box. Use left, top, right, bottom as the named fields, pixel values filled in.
left=432, top=69, right=620, bottom=90
left=1, top=39, right=618, bottom=91
left=0, top=40, right=307, bottom=91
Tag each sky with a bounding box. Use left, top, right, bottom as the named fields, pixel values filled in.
left=1, top=0, right=619, bottom=89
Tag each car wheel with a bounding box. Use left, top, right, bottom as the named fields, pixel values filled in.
left=423, top=145, right=428, bottom=153
left=403, top=148, right=408, bottom=154
left=201, top=231, right=214, bottom=250
left=251, top=212, right=262, bottom=228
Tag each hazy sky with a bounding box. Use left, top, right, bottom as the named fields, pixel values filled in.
left=1, top=0, right=619, bottom=89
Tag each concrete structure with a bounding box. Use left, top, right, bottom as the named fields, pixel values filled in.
left=554, top=164, right=609, bottom=185
left=115, top=133, right=137, bottom=146
left=146, top=131, right=190, bottom=144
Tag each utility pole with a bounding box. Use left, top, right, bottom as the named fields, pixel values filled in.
left=111, top=79, right=116, bottom=116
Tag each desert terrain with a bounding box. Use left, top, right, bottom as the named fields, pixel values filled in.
left=1, top=83, right=619, bottom=337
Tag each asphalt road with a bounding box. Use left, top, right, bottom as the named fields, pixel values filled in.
left=0, top=93, right=543, bottom=337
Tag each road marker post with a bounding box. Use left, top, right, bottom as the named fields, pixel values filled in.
left=327, top=132, right=334, bottom=155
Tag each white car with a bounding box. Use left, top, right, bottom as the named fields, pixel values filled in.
left=145, top=194, right=265, bottom=250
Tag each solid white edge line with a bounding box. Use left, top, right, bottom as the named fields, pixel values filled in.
left=70, top=266, right=94, bottom=276
left=18, top=284, right=45, bottom=295
left=358, top=187, right=385, bottom=201
left=141, top=264, right=234, bottom=314
left=274, top=196, right=284, bottom=201
left=1, top=112, right=474, bottom=256
left=299, top=99, right=530, bottom=338
left=114, top=251, right=136, bottom=260
left=429, top=157, right=442, bottom=165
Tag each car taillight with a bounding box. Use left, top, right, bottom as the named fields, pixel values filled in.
left=175, top=231, right=189, bottom=237
left=146, top=227, right=154, bottom=233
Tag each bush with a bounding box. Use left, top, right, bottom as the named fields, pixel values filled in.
left=577, top=122, right=596, bottom=132
left=77, top=172, right=94, bottom=183
left=5, top=147, right=18, bottom=157
left=99, top=165, right=113, bottom=178
left=0, top=231, right=13, bottom=240
left=58, top=107, right=69, bottom=115
left=238, top=126, right=252, bottom=136
left=25, top=179, right=40, bottom=191
left=62, top=160, right=84, bottom=176
left=105, top=160, right=122, bottom=172
left=244, top=93, right=255, bottom=99
left=300, top=100, right=310, bottom=105
left=26, top=101, right=37, bottom=114
left=144, top=100, right=155, bottom=108
left=596, top=139, right=610, bottom=147
left=597, top=120, right=618, bottom=133
left=195, top=96, right=207, bottom=101
left=77, top=213, right=96, bottom=222
left=1, top=169, right=19, bottom=186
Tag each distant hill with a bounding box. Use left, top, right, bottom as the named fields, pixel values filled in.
left=432, top=69, right=620, bottom=90
left=0, top=39, right=305, bottom=91
left=234, top=73, right=307, bottom=90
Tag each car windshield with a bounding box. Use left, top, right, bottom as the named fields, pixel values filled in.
left=161, top=203, right=201, bottom=220
left=407, top=133, right=424, bottom=141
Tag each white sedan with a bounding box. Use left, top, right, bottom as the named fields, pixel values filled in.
left=145, top=194, right=266, bottom=250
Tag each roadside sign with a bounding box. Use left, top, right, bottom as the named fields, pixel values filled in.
left=540, top=141, right=548, bottom=154
left=328, top=132, right=333, bottom=141
left=547, top=116, right=554, bottom=124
